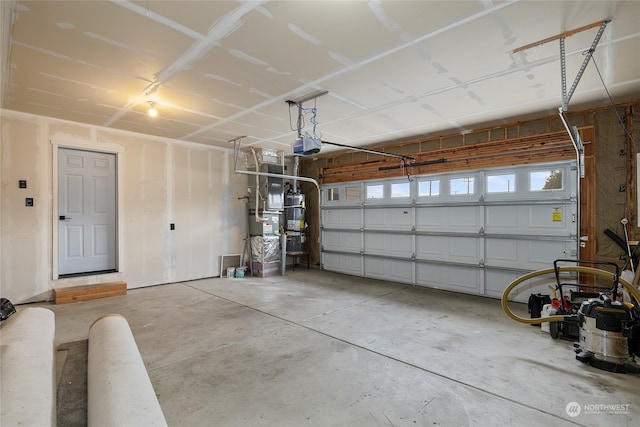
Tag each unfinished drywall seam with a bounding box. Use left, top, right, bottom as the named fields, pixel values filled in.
left=165, top=143, right=175, bottom=283
left=35, top=117, right=49, bottom=297
left=3, top=109, right=230, bottom=153
left=104, top=0, right=267, bottom=128
left=221, top=150, right=231, bottom=256
left=0, top=0, right=16, bottom=107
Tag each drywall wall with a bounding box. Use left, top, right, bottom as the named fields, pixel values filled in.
left=0, top=110, right=247, bottom=303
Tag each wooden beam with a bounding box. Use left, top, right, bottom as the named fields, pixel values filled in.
left=54, top=281, right=127, bottom=304
left=512, top=20, right=608, bottom=54
left=320, top=131, right=575, bottom=184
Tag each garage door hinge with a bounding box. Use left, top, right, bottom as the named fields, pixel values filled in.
left=479, top=259, right=485, bottom=268
left=478, top=227, right=485, bottom=235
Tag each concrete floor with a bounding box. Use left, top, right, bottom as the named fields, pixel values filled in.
left=40, top=270, right=639, bottom=426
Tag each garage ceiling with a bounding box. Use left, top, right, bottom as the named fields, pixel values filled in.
left=2, top=1, right=639, bottom=154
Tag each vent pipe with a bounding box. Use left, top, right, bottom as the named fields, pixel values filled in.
left=292, top=155, right=300, bottom=193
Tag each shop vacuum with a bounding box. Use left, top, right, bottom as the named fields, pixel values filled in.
left=575, top=293, right=640, bottom=372
left=502, top=261, right=640, bottom=373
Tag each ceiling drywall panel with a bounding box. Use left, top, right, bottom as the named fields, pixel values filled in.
left=130, top=0, right=238, bottom=37
left=3, top=1, right=639, bottom=154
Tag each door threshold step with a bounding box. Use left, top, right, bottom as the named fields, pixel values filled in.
left=54, top=281, right=127, bottom=304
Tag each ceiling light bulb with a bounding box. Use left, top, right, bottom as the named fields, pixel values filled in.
left=148, top=101, right=158, bottom=117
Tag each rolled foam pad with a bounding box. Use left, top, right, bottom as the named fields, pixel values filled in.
left=0, top=307, right=56, bottom=426
left=88, top=313, right=167, bottom=427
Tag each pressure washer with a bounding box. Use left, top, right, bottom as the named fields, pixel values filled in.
left=502, top=261, right=640, bottom=373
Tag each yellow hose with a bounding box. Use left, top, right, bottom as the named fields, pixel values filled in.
left=501, top=266, right=640, bottom=324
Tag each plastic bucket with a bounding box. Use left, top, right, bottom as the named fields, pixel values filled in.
left=226, top=267, right=235, bottom=278
left=235, top=267, right=245, bottom=279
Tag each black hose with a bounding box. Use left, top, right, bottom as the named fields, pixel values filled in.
left=604, top=228, right=638, bottom=269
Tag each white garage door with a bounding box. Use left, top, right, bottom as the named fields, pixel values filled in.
left=321, top=161, right=578, bottom=301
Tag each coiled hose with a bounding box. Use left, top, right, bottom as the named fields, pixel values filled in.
left=501, top=266, right=640, bottom=324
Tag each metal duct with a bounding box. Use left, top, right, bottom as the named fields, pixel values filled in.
left=292, top=155, right=299, bottom=193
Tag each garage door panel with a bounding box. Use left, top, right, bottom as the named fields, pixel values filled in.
left=365, top=208, right=413, bottom=230
left=528, top=240, right=576, bottom=264
left=529, top=205, right=570, bottom=230
left=323, top=209, right=361, bottom=229
left=486, top=239, right=518, bottom=262
left=416, top=235, right=479, bottom=263
left=365, top=233, right=412, bottom=257
left=324, top=252, right=362, bottom=275
left=485, top=204, right=573, bottom=235
left=416, top=206, right=480, bottom=232
left=485, top=270, right=556, bottom=303
left=485, top=205, right=518, bottom=229
left=485, top=238, right=575, bottom=270
left=365, top=258, right=413, bottom=283
left=416, top=263, right=479, bottom=293
left=323, top=230, right=361, bottom=253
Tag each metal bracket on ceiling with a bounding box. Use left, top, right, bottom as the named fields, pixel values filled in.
left=286, top=90, right=329, bottom=138
left=285, top=91, right=417, bottom=169
left=512, top=19, right=610, bottom=113
left=560, top=20, right=610, bottom=112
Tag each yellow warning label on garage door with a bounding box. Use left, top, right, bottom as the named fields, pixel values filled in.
left=552, top=207, right=562, bottom=222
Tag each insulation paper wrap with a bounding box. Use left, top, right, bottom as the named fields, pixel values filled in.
left=251, top=236, right=281, bottom=263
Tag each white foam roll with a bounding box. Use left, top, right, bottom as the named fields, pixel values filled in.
left=88, top=313, right=167, bottom=427
left=0, top=307, right=56, bottom=426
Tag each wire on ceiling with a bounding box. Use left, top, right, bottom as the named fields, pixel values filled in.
left=303, top=106, right=319, bottom=137
left=288, top=102, right=303, bottom=132
left=590, top=53, right=638, bottom=151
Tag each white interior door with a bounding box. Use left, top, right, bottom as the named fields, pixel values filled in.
left=58, top=148, right=116, bottom=275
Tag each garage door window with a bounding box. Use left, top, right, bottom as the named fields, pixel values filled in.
left=367, top=184, right=384, bottom=199
left=326, top=188, right=340, bottom=201
left=418, top=179, right=440, bottom=197
left=487, top=173, right=516, bottom=193
left=530, top=169, right=563, bottom=191
left=346, top=186, right=361, bottom=201
left=450, top=177, right=474, bottom=195
left=391, top=182, right=411, bottom=198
